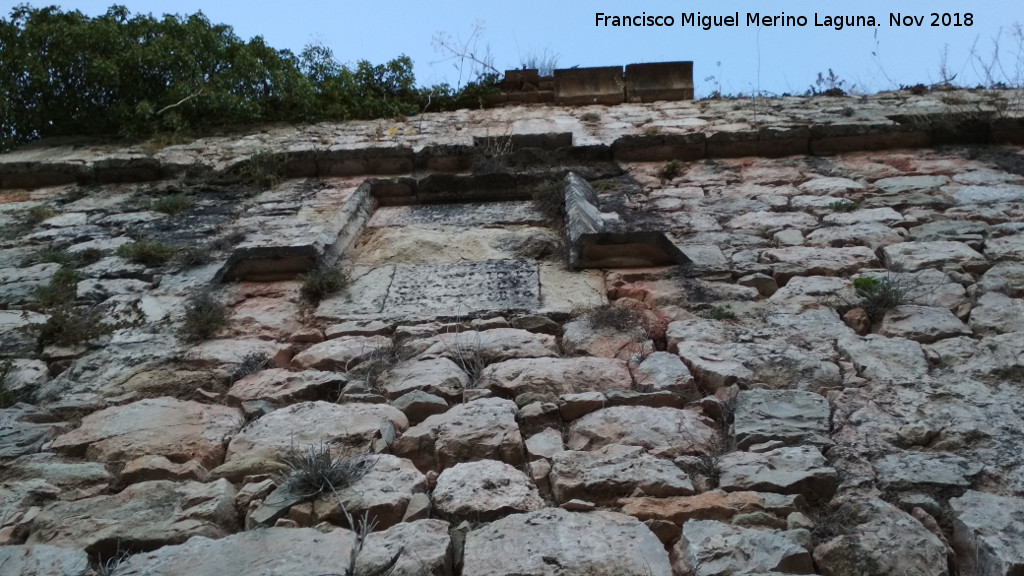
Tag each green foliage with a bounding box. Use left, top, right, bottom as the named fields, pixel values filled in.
left=151, top=193, right=193, bottom=215
left=853, top=274, right=914, bottom=320
left=828, top=200, right=860, bottom=212
left=75, top=247, right=104, bottom=266
left=705, top=305, right=737, bottom=320
left=240, top=152, right=286, bottom=188
left=19, top=206, right=55, bottom=227
left=852, top=276, right=881, bottom=293
left=229, top=351, right=269, bottom=383
left=657, top=159, right=681, bottom=182
left=585, top=304, right=643, bottom=331
left=33, top=301, right=145, bottom=349
left=346, top=344, right=404, bottom=394
left=532, top=181, right=564, bottom=222
left=174, top=244, right=212, bottom=268
left=299, top=265, right=349, bottom=303
left=276, top=442, right=375, bottom=498
left=810, top=69, right=849, bottom=96
left=0, top=359, right=17, bottom=408
left=116, top=238, right=176, bottom=267
left=0, top=5, right=498, bottom=152
left=179, top=290, right=228, bottom=342
left=34, top=266, right=79, bottom=307
left=36, top=246, right=75, bottom=266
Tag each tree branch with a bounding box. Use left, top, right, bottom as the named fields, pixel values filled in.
left=156, top=87, right=203, bottom=115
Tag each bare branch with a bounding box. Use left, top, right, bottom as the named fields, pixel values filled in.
left=156, top=87, right=204, bottom=115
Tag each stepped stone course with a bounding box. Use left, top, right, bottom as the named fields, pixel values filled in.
left=3, top=88, right=1024, bottom=575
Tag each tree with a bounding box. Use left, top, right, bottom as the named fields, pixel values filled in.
left=0, top=4, right=497, bottom=152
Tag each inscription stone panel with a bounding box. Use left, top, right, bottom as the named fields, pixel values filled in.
left=315, top=259, right=540, bottom=321
left=384, top=259, right=539, bottom=317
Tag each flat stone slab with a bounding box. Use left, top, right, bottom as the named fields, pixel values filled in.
left=950, top=490, right=1024, bottom=576
left=392, top=397, right=525, bottom=472
left=880, top=240, right=986, bottom=272
left=432, top=459, right=543, bottom=521
left=27, top=479, right=237, bottom=554
left=948, top=183, right=1024, bottom=205
left=874, top=175, right=948, bottom=194
left=735, top=389, right=831, bottom=450
left=367, top=201, right=542, bottom=227
left=479, top=356, right=632, bottom=397
left=462, top=508, right=672, bottom=576
left=386, top=259, right=538, bottom=316
left=550, top=444, right=694, bottom=504
left=718, top=446, right=838, bottom=502
left=969, top=292, right=1024, bottom=335
left=676, top=520, right=813, bottom=576
left=216, top=401, right=407, bottom=481
left=813, top=497, right=949, bottom=576
left=50, top=398, right=243, bottom=469
left=879, top=304, right=971, bottom=343
left=567, top=406, right=717, bottom=458
left=620, top=490, right=803, bottom=525
left=112, top=521, right=452, bottom=576
left=0, top=263, right=59, bottom=305
left=837, top=334, right=929, bottom=383
left=873, top=451, right=982, bottom=490
left=0, top=545, right=89, bottom=576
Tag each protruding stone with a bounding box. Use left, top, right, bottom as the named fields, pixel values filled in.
left=550, top=444, right=694, bottom=504
left=674, top=520, right=813, bottom=576
left=873, top=451, right=982, bottom=490
left=50, top=397, right=243, bottom=469
left=432, top=460, right=543, bottom=522
left=734, top=389, right=831, bottom=449
left=880, top=240, right=986, bottom=273
left=632, top=351, right=696, bottom=394
left=216, top=401, right=407, bottom=481
left=225, top=368, right=343, bottom=407
left=737, top=272, right=779, bottom=296
left=525, top=427, right=565, bottom=459
left=813, top=497, right=949, bottom=576
left=391, top=390, right=448, bottom=424
left=463, top=508, right=672, bottom=576
left=718, top=446, right=838, bottom=502
left=949, top=490, right=1024, bottom=576
left=567, top=405, right=717, bottom=457
left=27, top=480, right=237, bottom=554
left=379, top=357, right=468, bottom=402
left=392, top=397, right=524, bottom=472
left=0, top=545, right=89, bottom=576
left=290, top=335, right=391, bottom=370
left=120, top=455, right=207, bottom=484
left=480, top=356, right=632, bottom=397
left=879, top=305, right=971, bottom=343
left=311, top=454, right=426, bottom=530
left=843, top=307, right=871, bottom=335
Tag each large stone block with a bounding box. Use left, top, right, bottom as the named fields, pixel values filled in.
left=625, top=61, right=694, bottom=102
left=554, top=66, right=625, bottom=105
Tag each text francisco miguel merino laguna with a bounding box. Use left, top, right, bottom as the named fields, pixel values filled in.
left=595, top=12, right=974, bottom=30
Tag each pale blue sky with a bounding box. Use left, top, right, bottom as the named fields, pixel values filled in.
left=4, top=0, right=1020, bottom=97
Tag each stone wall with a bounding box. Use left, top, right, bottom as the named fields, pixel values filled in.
left=2, top=90, right=1024, bottom=575
left=497, top=61, right=694, bottom=106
